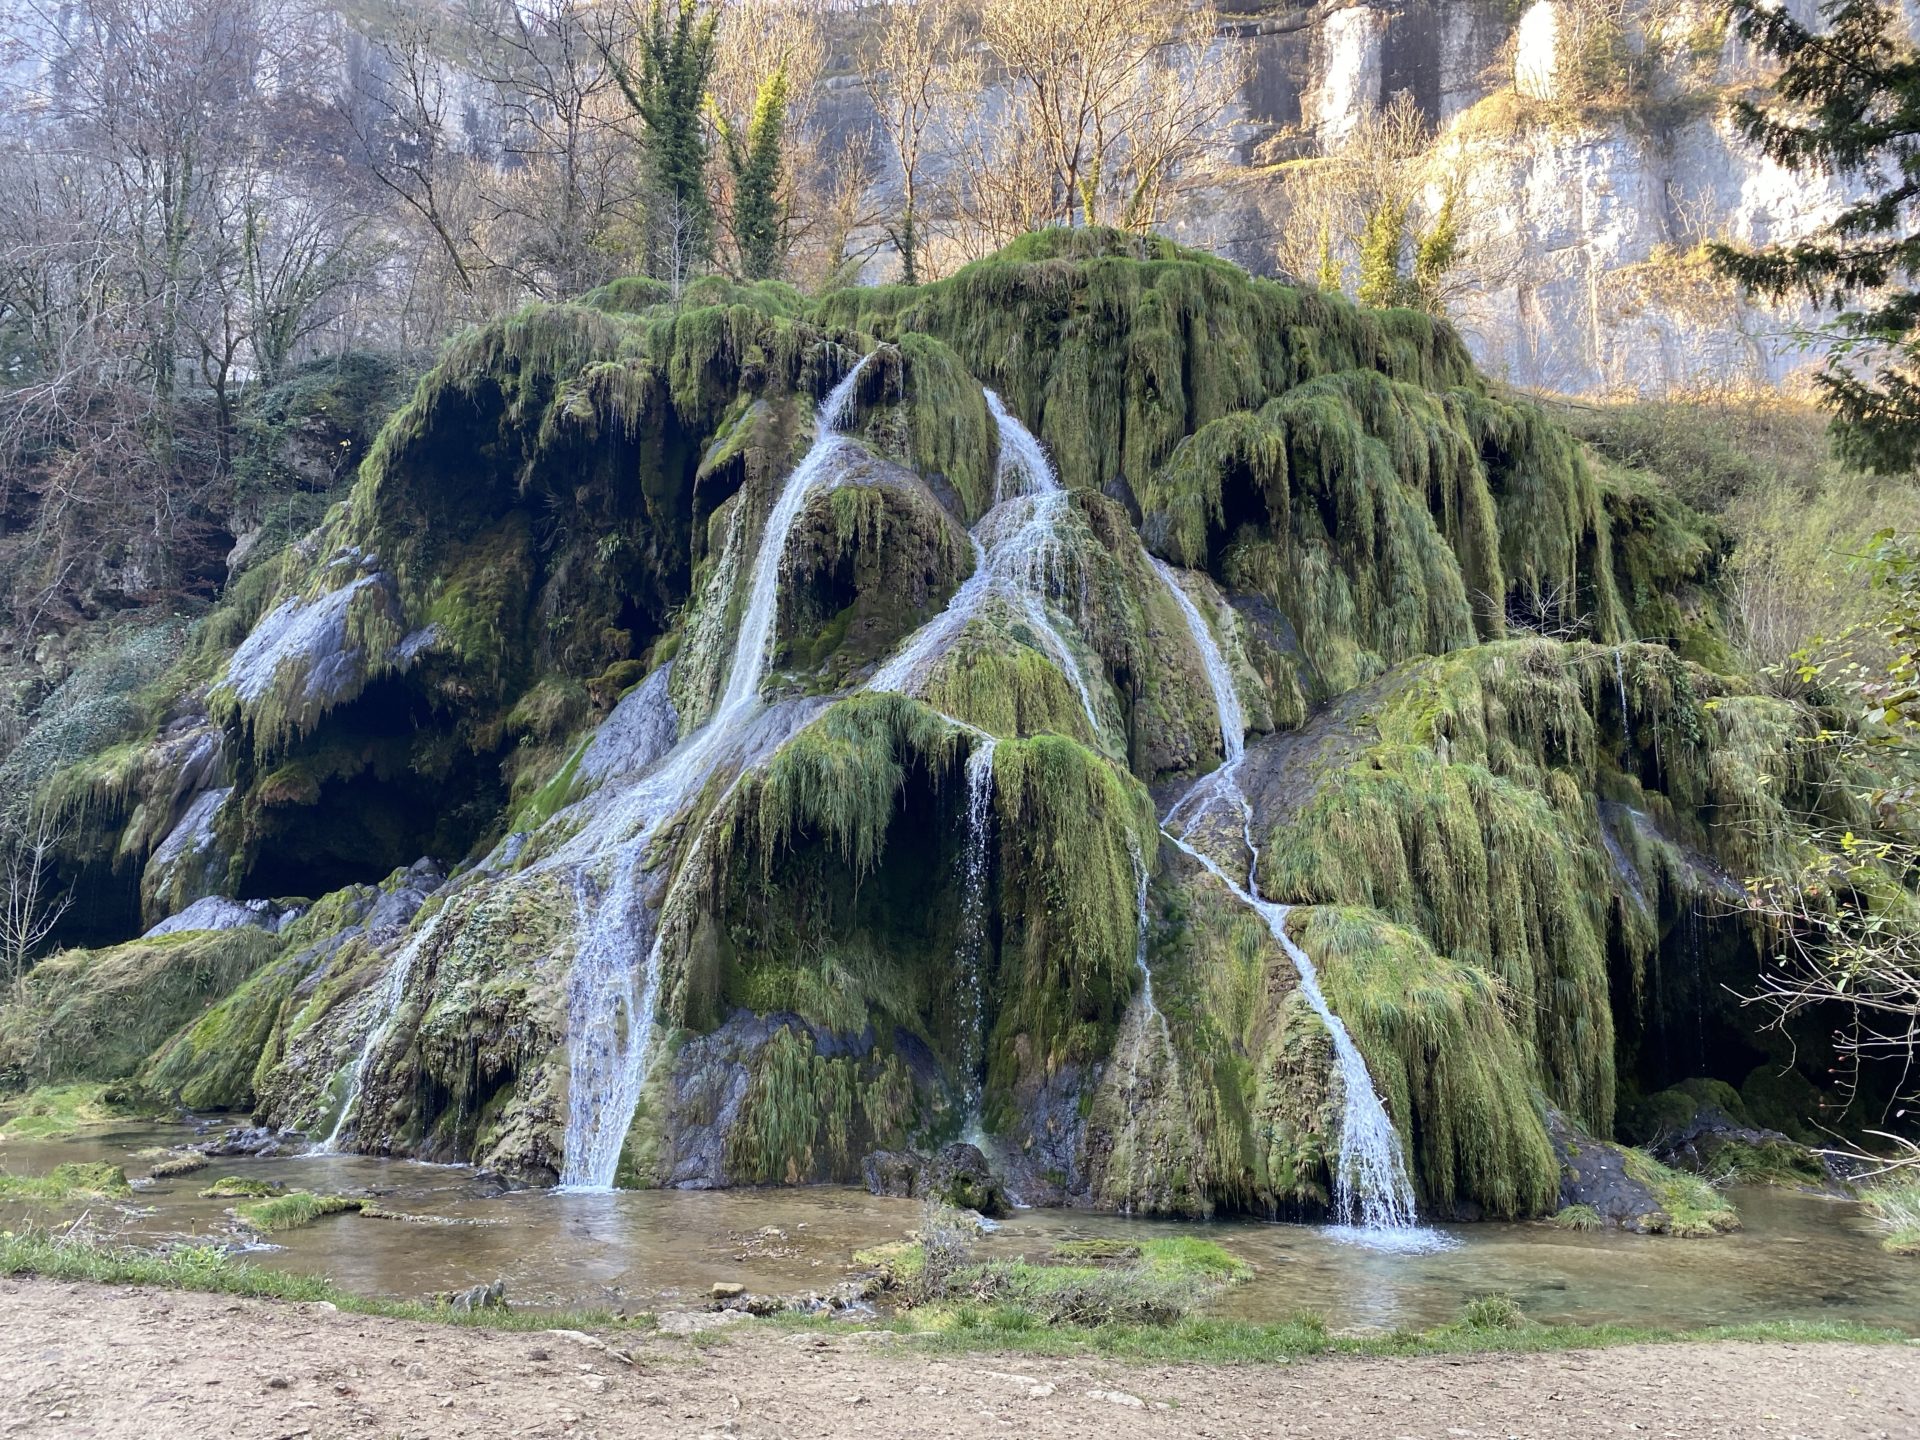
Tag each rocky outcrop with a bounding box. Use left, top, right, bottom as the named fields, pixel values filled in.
left=861, top=1142, right=1010, bottom=1217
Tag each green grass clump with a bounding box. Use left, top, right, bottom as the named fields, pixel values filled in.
left=1135, top=1236, right=1252, bottom=1282
left=1551, top=1203, right=1603, bottom=1231
left=0, top=1162, right=132, bottom=1201
left=903, top=1221, right=1250, bottom=1328
left=233, top=1191, right=364, bottom=1233
left=0, top=1229, right=651, bottom=1331
left=1456, top=1293, right=1534, bottom=1332
left=1623, top=1150, right=1741, bottom=1236
left=1858, top=1172, right=1920, bottom=1257
left=199, top=1175, right=282, bottom=1199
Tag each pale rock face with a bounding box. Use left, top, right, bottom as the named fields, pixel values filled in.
left=1513, top=2, right=1561, bottom=101
left=1305, top=4, right=1386, bottom=146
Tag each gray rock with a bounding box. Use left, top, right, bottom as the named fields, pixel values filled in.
left=144, top=895, right=302, bottom=939
left=859, top=1142, right=1008, bottom=1217
left=1547, top=1109, right=1664, bottom=1232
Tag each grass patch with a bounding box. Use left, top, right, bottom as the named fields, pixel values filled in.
left=199, top=1176, right=281, bottom=1199
left=902, top=1212, right=1251, bottom=1328
left=0, top=1229, right=655, bottom=1332
left=0, top=1084, right=153, bottom=1138
left=1624, top=1150, right=1742, bottom=1236
left=771, top=1303, right=1910, bottom=1365
left=1456, top=1292, right=1533, bottom=1332
left=1551, top=1203, right=1603, bottom=1231
left=233, top=1191, right=364, bottom=1233
left=0, top=1163, right=132, bottom=1201
left=1859, top=1172, right=1920, bottom=1257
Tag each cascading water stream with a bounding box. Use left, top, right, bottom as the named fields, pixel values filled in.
left=313, top=924, right=434, bottom=1153
left=1149, top=558, right=1437, bottom=1246
left=953, top=740, right=997, bottom=1115
left=869, top=393, right=1105, bottom=739
left=1615, top=649, right=1633, bottom=748
left=539, top=353, right=873, bottom=1190
left=322, top=348, right=867, bottom=1173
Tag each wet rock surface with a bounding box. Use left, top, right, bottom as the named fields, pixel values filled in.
left=859, top=1142, right=1008, bottom=1218
left=1548, top=1111, right=1665, bottom=1233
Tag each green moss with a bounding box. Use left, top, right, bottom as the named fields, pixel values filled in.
left=730, top=693, right=962, bottom=880
left=1552, top=1203, right=1603, bottom=1230
left=233, top=1191, right=365, bottom=1233
left=923, top=633, right=1101, bottom=745
left=200, top=1175, right=281, bottom=1199
left=0, top=1083, right=156, bottom=1138
left=1293, top=907, right=1559, bottom=1218
left=1266, top=746, right=1617, bottom=1135
left=1143, top=372, right=1499, bottom=695
left=0, top=1162, right=132, bottom=1201
left=723, top=1024, right=859, bottom=1185
left=1858, top=1173, right=1920, bottom=1256
left=0, top=930, right=282, bottom=1090
left=815, top=227, right=1477, bottom=499
left=1622, top=1148, right=1742, bottom=1236
left=985, top=734, right=1157, bottom=1113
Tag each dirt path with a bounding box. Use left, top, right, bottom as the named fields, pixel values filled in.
left=2, top=1278, right=1916, bottom=1439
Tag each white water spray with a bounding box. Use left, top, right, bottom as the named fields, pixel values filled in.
left=870, top=393, right=1104, bottom=740
left=551, top=355, right=875, bottom=1190
left=1150, top=558, right=1437, bottom=1246
left=314, top=923, right=434, bottom=1153
left=953, top=739, right=997, bottom=1114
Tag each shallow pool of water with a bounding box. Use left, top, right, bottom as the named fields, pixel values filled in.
left=4, top=1122, right=1915, bottom=1333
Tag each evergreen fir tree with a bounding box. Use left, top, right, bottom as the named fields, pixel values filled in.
left=1712, top=0, right=1920, bottom=471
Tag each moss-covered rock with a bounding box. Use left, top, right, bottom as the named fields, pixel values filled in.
left=7, top=228, right=1881, bottom=1228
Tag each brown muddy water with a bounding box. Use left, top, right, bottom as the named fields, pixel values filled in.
left=4, top=1121, right=1917, bottom=1333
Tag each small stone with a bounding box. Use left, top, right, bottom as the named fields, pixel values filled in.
left=267, top=1377, right=290, bottom=1391
left=710, top=1282, right=747, bottom=1300
left=405, top=1363, right=429, bottom=1380
left=527, top=1348, right=550, bottom=1362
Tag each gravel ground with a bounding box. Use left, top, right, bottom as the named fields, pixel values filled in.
left=2, top=1277, right=1917, bottom=1439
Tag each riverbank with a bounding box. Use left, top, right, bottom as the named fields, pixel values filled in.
left=3, top=1277, right=1915, bottom=1439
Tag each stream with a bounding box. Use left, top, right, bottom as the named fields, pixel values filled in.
left=5, top=1122, right=1916, bottom=1334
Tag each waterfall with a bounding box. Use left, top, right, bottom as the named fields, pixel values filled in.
left=554, top=355, right=875, bottom=1191
left=954, top=739, right=996, bottom=1116
left=1149, top=558, right=1435, bottom=1245
left=1125, top=834, right=1169, bottom=1046
left=314, top=923, right=435, bottom=1153
left=1615, top=649, right=1633, bottom=748
left=869, top=393, right=1105, bottom=740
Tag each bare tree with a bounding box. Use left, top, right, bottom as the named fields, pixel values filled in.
left=969, top=0, right=1241, bottom=232
left=856, top=0, right=969, bottom=283
left=1743, top=834, right=1920, bottom=1174
left=469, top=0, right=649, bottom=298
left=341, top=10, right=487, bottom=329
left=0, top=803, right=69, bottom=1000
